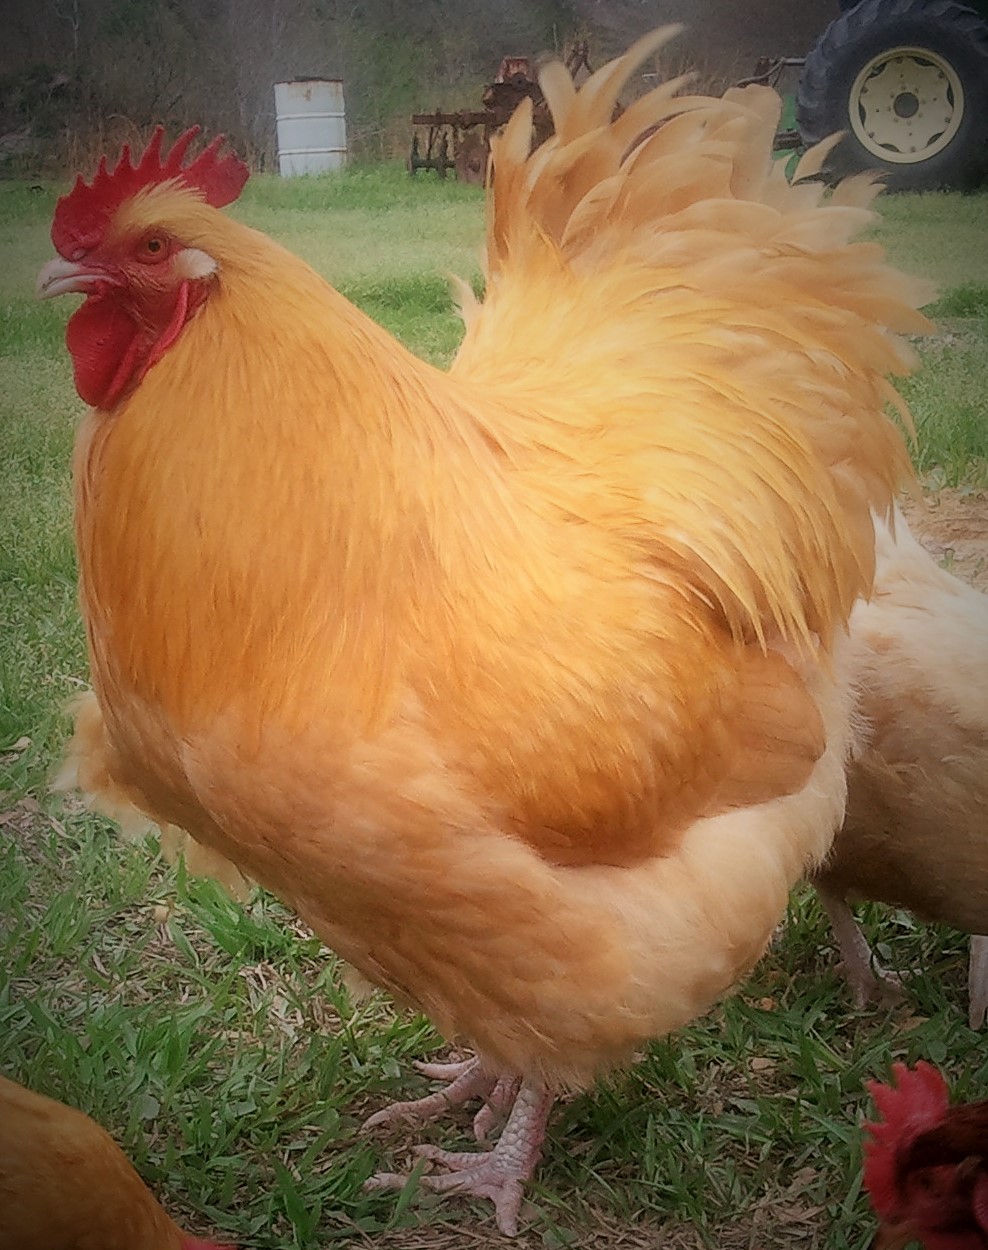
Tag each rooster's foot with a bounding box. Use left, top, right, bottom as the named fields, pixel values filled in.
left=844, top=961, right=905, bottom=1010
left=365, top=1077, right=552, bottom=1236
left=817, top=887, right=905, bottom=1009
left=362, top=1057, right=495, bottom=1131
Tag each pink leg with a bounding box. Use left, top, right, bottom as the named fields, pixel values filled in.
left=817, top=886, right=904, bottom=1008
left=473, top=1073, right=521, bottom=1142
left=366, top=1077, right=553, bottom=1236
left=362, top=1057, right=495, bottom=1131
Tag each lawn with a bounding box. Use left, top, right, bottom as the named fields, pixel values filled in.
left=1, top=162, right=987, bottom=1250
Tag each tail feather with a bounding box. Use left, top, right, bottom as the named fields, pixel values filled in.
left=486, top=31, right=935, bottom=314
left=535, top=58, right=578, bottom=138
left=610, top=73, right=698, bottom=152
left=552, top=26, right=683, bottom=144
left=830, top=171, right=887, bottom=208
left=790, top=131, right=844, bottom=183
left=455, top=28, right=935, bottom=656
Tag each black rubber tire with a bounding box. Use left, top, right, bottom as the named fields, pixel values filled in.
left=797, top=0, right=988, bottom=190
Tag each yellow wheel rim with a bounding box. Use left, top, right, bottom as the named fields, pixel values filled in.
left=849, top=45, right=964, bottom=164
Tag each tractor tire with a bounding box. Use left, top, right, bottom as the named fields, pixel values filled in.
left=797, top=0, right=988, bottom=190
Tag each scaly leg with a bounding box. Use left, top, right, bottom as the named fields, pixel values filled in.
left=817, top=886, right=904, bottom=1008
left=473, top=1072, right=522, bottom=1142
left=968, top=935, right=988, bottom=1030
left=366, top=1076, right=553, bottom=1236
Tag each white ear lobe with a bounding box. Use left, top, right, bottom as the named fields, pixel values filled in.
left=176, top=247, right=218, bottom=280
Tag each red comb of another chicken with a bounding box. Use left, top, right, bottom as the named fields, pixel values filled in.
left=52, top=126, right=249, bottom=259
left=863, top=1061, right=952, bottom=1218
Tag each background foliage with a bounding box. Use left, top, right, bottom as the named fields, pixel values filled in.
left=2, top=0, right=841, bottom=173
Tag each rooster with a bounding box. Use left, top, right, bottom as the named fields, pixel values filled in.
left=40, top=29, right=931, bottom=1233
left=814, top=509, right=988, bottom=1029
left=0, top=1074, right=231, bottom=1250
left=864, top=1062, right=988, bottom=1249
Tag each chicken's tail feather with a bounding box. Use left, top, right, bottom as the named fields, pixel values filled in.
left=55, top=691, right=251, bottom=900
left=487, top=28, right=933, bottom=334
left=455, top=27, right=935, bottom=654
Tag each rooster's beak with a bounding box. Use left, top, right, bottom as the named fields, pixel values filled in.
left=36, top=257, right=106, bottom=300
left=870, top=1219, right=920, bottom=1250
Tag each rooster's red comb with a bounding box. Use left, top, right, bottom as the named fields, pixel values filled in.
left=52, top=126, right=249, bottom=259
left=862, top=1061, right=951, bottom=1219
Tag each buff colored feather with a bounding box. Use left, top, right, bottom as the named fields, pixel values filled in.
left=55, top=692, right=250, bottom=899
left=815, top=510, right=988, bottom=1028
left=0, top=1075, right=229, bottom=1250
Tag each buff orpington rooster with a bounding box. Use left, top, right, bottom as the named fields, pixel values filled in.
left=40, top=29, right=932, bottom=1234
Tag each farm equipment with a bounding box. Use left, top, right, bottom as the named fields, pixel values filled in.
left=747, top=0, right=988, bottom=189
left=408, top=43, right=592, bottom=183
left=410, top=1, right=988, bottom=191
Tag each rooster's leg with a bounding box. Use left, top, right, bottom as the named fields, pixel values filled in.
left=968, top=935, right=988, bottom=1029
left=362, top=1056, right=495, bottom=1130
left=817, top=886, right=904, bottom=1008
left=366, top=1076, right=552, bottom=1237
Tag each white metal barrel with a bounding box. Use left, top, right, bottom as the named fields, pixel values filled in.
left=274, top=79, right=347, bottom=176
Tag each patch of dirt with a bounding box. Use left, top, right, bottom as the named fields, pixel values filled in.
left=900, top=486, right=988, bottom=590
left=0, top=795, right=59, bottom=871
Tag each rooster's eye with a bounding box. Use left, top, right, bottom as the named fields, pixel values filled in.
left=139, top=234, right=170, bottom=263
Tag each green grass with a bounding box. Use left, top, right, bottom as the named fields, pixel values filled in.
left=869, top=193, right=988, bottom=484
left=2, top=164, right=988, bottom=1249
left=875, top=192, right=988, bottom=292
